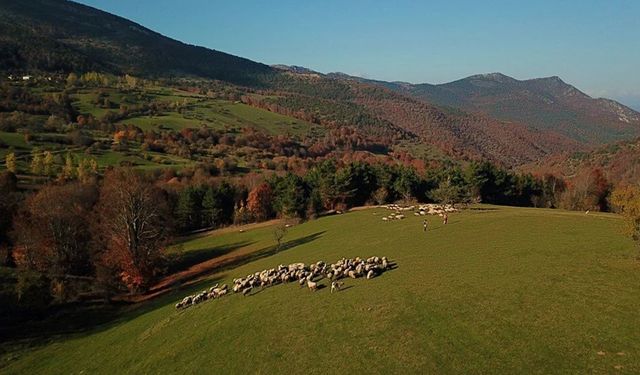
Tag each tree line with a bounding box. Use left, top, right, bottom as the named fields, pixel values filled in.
left=0, top=156, right=620, bottom=319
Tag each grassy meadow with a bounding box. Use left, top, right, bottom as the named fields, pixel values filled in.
left=2, top=205, right=639, bottom=374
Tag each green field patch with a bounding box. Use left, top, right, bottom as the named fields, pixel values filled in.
left=72, top=148, right=193, bottom=170
left=0, top=131, right=30, bottom=149
left=118, top=114, right=204, bottom=131
left=2, top=206, right=639, bottom=373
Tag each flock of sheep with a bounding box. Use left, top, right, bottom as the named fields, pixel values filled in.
left=381, top=203, right=457, bottom=221
left=175, top=256, right=393, bottom=310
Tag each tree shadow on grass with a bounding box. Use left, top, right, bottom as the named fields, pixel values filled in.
left=166, top=240, right=254, bottom=274
left=200, top=231, right=326, bottom=278
left=0, top=274, right=227, bottom=363
left=0, top=232, right=326, bottom=362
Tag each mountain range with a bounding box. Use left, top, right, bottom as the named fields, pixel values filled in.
left=1, top=0, right=639, bottom=169
left=328, top=72, right=640, bottom=145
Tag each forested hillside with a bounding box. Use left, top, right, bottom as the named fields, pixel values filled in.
left=0, top=0, right=275, bottom=85
left=0, top=0, right=606, bottom=167
left=348, top=72, right=640, bottom=144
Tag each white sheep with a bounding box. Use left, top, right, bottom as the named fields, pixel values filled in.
left=307, top=280, right=318, bottom=291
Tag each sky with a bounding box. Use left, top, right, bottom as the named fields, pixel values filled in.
left=77, top=0, right=640, bottom=110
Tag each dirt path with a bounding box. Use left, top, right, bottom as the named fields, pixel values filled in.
left=176, top=219, right=282, bottom=240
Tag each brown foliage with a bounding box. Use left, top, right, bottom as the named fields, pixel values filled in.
left=93, top=169, right=171, bottom=292
left=12, top=183, right=98, bottom=277
left=610, top=185, right=640, bottom=251
left=247, top=182, right=273, bottom=222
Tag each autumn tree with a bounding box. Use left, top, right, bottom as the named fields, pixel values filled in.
left=61, top=153, right=74, bottom=180
left=77, top=158, right=98, bottom=183
left=30, top=148, right=43, bottom=175
left=43, top=151, right=55, bottom=176
left=12, top=183, right=98, bottom=300
left=561, top=168, right=611, bottom=211
left=66, top=72, right=79, bottom=88
left=588, top=168, right=611, bottom=211
left=247, top=182, right=273, bottom=221
left=611, top=185, right=640, bottom=258
left=93, top=169, right=172, bottom=292
left=539, top=173, right=566, bottom=208
left=5, top=152, right=16, bottom=173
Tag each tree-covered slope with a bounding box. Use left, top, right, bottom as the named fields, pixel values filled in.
left=372, top=73, right=640, bottom=144
left=0, top=0, right=275, bottom=85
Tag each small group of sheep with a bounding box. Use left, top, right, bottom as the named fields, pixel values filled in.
left=381, top=212, right=405, bottom=221
left=381, top=203, right=458, bottom=221
left=175, top=256, right=392, bottom=310
left=175, top=284, right=229, bottom=309
left=384, top=204, right=415, bottom=211
left=416, top=204, right=457, bottom=217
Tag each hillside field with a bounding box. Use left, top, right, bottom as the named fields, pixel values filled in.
left=2, top=206, right=639, bottom=374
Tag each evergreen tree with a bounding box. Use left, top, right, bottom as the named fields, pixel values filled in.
left=175, top=187, right=203, bottom=231
left=273, top=173, right=308, bottom=218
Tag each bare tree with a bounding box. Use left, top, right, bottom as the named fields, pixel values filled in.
left=93, top=169, right=172, bottom=292
left=273, top=223, right=288, bottom=252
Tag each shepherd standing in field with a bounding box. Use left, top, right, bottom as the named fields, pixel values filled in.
left=443, top=213, right=448, bottom=225
left=423, top=219, right=428, bottom=232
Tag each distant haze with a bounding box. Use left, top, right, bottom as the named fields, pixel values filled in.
left=77, top=0, right=640, bottom=111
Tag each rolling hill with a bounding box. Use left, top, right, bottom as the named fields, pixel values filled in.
left=346, top=72, right=640, bottom=144
left=0, top=0, right=632, bottom=167
left=2, top=206, right=639, bottom=373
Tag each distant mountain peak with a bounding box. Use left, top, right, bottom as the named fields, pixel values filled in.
left=340, top=71, right=640, bottom=145
left=468, top=72, right=510, bottom=79
left=271, top=65, right=319, bottom=74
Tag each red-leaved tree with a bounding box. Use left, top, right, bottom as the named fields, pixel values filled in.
left=247, top=182, right=273, bottom=222
left=93, top=169, right=171, bottom=292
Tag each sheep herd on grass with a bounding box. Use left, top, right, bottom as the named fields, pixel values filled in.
left=175, top=256, right=393, bottom=310
left=381, top=203, right=457, bottom=221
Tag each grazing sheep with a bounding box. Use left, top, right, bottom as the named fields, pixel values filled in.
left=307, top=280, right=318, bottom=291
left=331, top=281, right=344, bottom=293
left=176, top=256, right=393, bottom=311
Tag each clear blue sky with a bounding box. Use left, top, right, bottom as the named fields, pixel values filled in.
left=77, top=0, right=640, bottom=110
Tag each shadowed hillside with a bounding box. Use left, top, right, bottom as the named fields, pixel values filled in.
left=0, top=0, right=275, bottom=85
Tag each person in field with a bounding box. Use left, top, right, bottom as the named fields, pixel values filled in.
left=423, top=219, right=428, bottom=232
left=443, top=213, right=448, bottom=225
